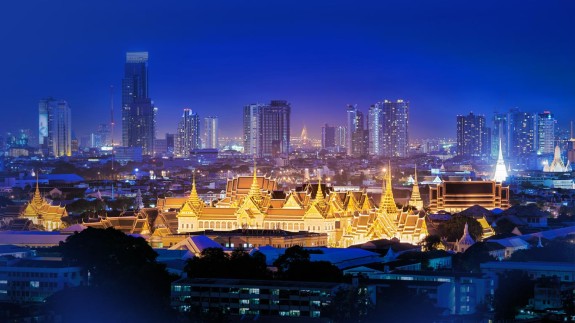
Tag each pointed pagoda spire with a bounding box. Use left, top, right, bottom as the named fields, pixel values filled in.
left=187, top=173, right=203, bottom=209
left=380, top=161, right=398, bottom=215
left=315, top=175, right=326, bottom=206
left=32, top=170, right=43, bottom=206
left=493, top=138, right=508, bottom=182
left=248, top=159, right=262, bottom=201
left=408, top=164, right=423, bottom=209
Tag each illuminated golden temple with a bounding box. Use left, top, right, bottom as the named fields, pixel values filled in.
left=20, top=180, right=68, bottom=231
left=165, top=164, right=428, bottom=247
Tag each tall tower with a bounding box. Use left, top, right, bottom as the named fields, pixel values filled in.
left=368, top=104, right=383, bottom=155
left=175, top=109, right=200, bottom=157
left=493, top=139, right=508, bottom=182
left=243, top=103, right=262, bottom=156
left=321, top=124, right=336, bottom=150
left=536, top=111, right=555, bottom=154
left=508, top=108, right=536, bottom=155
left=381, top=100, right=409, bottom=157
left=346, top=104, right=359, bottom=156
left=457, top=112, right=490, bottom=157
left=203, top=116, right=218, bottom=149
left=122, top=52, right=155, bottom=155
left=39, top=99, right=72, bottom=157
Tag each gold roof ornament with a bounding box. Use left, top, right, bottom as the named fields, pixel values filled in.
left=315, top=176, right=326, bottom=207
left=408, top=164, right=424, bottom=210
left=248, top=160, right=262, bottom=202
left=187, top=173, right=204, bottom=210
left=380, top=161, right=398, bottom=215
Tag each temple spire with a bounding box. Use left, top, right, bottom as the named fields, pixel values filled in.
left=315, top=175, right=326, bottom=206
left=32, top=170, right=43, bottom=206
left=380, top=161, right=397, bottom=214
left=248, top=160, right=262, bottom=200
left=493, top=139, right=508, bottom=182
left=187, top=173, right=203, bottom=208
left=408, top=164, right=423, bottom=209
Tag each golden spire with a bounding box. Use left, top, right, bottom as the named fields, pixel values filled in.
left=409, top=164, right=423, bottom=209
left=315, top=175, right=326, bottom=206
left=32, top=170, right=43, bottom=206
left=380, top=161, right=397, bottom=214
left=187, top=173, right=203, bottom=209
left=248, top=160, right=261, bottom=200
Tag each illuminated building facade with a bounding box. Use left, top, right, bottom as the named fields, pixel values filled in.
left=543, top=144, right=571, bottom=172
left=428, top=181, right=510, bottom=213
left=509, top=108, right=537, bottom=155
left=381, top=100, right=409, bottom=157
left=122, top=52, right=155, bottom=155
left=20, top=181, right=68, bottom=231
left=243, top=101, right=291, bottom=158
left=202, top=116, right=218, bottom=149
left=39, top=98, right=72, bottom=157
left=175, top=109, right=200, bottom=157
left=456, top=112, right=490, bottom=157
left=367, top=104, right=383, bottom=155
left=536, top=111, right=555, bottom=155
left=321, top=123, right=336, bottom=150
left=164, top=164, right=427, bottom=247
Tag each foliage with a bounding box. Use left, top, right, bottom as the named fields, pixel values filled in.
left=50, top=227, right=176, bottom=322
left=185, top=247, right=270, bottom=280
left=273, top=246, right=342, bottom=282
left=454, top=242, right=497, bottom=272
left=65, top=198, right=106, bottom=214
left=323, top=286, right=372, bottom=323
left=439, top=215, right=483, bottom=241
left=493, top=270, right=534, bottom=320
left=419, top=234, right=442, bottom=251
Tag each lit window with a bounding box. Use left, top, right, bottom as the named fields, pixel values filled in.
left=30, top=281, right=40, bottom=288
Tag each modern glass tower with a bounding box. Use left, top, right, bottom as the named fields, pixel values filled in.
left=203, top=116, right=219, bottom=149
left=243, top=101, right=291, bottom=158
left=175, top=109, right=200, bottom=157
left=122, top=52, right=155, bottom=155
left=39, top=98, right=71, bottom=157
left=457, top=112, right=490, bottom=157
left=536, top=111, right=555, bottom=155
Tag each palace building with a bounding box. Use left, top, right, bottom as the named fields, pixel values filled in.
left=428, top=181, right=510, bottom=213
left=160, top=164, right=427, bottom=247
left=20, top=181, right=68, bottom=231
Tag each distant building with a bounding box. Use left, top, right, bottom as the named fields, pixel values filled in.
left=508, top=108, right=537, bottom=155
left=536, top=111, right=555, bottom=155
left=543, top=144, right=571, bottom=172
left=202, top=116, right=218, bottom=149
left=321, top=123, right=336, bottom=150
left=428, top=181, right=509, bottom=213
left=380, top=100, right=409, bottom=157
left=457, top=112, right=490, bottom=157
left=175, top=109, right=200, bottom=158
left=39, top=98, right=72, bottom=157
left=20, top=181, right=67, bottom=231
left=122, top=52, right=155, bottom=155
left=243, top=101, right=291, bottom=158
left=335, top=126, right=346, bottom=150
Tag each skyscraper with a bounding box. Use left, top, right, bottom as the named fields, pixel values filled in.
left=122, top=52, right=155, bottom=155
left=536, top=111, right=555, bottom=154
left=203, top=116, right=219, bottom=149
left=39, top=99, right=72, bottom=157
left=175, top=109, right=200, bottom=157
left=457, top=112, right=490, bottom=157
left=346, top=104, right=359, bottom=156
left=508, top=108, right=536, bottom=156
left=321, top=124, right=336, bottom=150
left=372, top=100, right=410, bottom=157
left=492, top=112, right=509, bottom=158
left=350, top=111, right=367, bottom=157
left=335, top=126, right=346, bottom=150
left=243, top=100, right=291, bottom=158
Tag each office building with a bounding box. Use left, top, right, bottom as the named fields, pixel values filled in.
left=243, top=101, right=290, bottom=158
left=321, top=124, right=336, bottom=150
left=202, top=116, right=218, bottom=149
left=346, top=104, right=359, bottom=156
left=508, top=108, right=537, bottom=155
left=166, top=133, right=175, bottom=155
left=536, top=111, right=555, bottom=155
left=456, top=112, right=490, bottom=157
left=335, top=126, right=346, bottom=150
left=381, top=100, right=409, bottom=157
left=122, top=52, right=155, bottom=155
left=175, top=109, right=200, bottom=158
left=39, top=98, right=72, bottom=157
left=367, top=104, right=383, bottom=155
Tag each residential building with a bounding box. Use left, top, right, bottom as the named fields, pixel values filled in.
left=508, top=108, right=537, bottom=155
left=175, top=109, right=201, bottom=158
left=321, top=124, right=336, bottom=150
left=367, top=104, right=383, bottom=155
left=456, top=112, right=490, bottom=157
left=122, top=52, right=155, bottom=155
left=536, top=111, right=556, bottom=154
left=39, top=98, right=72, bottom=157
left=243, top=101, right=290, bottom=158
left=381, top=100, right=409, bottom=157
left=202, top=116, right=218, bottom=149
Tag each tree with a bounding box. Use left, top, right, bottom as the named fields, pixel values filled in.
left=439, top=216, right=483, bottom=241
left=184, top=247, right=270, bottom=279
left=273, top=246, right=342, bottom=282
left=419, top=234, right=442, bottom=251
left=51, top=227, right=176, bottom=322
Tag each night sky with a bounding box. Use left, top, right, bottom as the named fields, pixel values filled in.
left=1, top=1, right=574, bottom=140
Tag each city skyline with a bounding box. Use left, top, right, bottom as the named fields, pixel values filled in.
left=1, top=1, right=574, bottom=140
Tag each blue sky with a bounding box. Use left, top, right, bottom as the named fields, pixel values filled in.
left=1, top=0, right=574, bottom=139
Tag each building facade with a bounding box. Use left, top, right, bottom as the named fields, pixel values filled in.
left=202, top=116, right=218, bottom=149
left=243, top=101, right=291, bottom=158
left=428, top=181, right=510, bottom=213
left=39, top=99, right=72, bottom=157
left=536, top=111, right=555, bottom=155
left=367, top=104, right=383, bottom=156
left=321, top=124, right=336, bottom=150
left=175, top=109, right=201, bottom=157
left=381, top=100, right=409, bottom=157
left=122, top=52, right=155, bottom=155
left=456, top=112, right=490, bottom=157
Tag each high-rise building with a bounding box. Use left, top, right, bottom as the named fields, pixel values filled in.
left=321, top=124, right=335, bottom=150
left=346, top=104, right=359, bottom=156
left=536, top=111, right=555, bottom=154
left=351, top=111, right=367, bottom=157
left=243, top=100, right=291, bottom=158
left=508, top=108, right=536, bottom=156
left=203, top=116, right=218, bottom=149
left=381, top=100, right=409, bottom=157
left=175, top=109, right=200, bottom=157
left=335, top=126, right=346, bottom=150
left=39, top=98, right=72, bottom=157
left=122, top=52, right=155, bottom=155
left=166, top=133, right=175, bottom=155
left=367, top=104, right=383, bottom=155
left=491, top=112, right=509, bottom=158
left=456, top=112, right=490, bottom=157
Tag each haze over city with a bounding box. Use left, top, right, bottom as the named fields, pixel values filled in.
left=1, top=0, right=574, bottom=139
